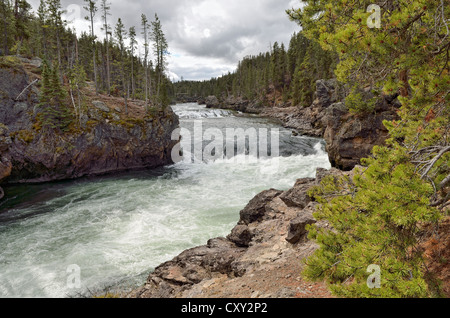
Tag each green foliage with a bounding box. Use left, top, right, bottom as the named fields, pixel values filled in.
left=305, top=145, right=441, bottom=297
left=344, top=86, right=376, bottom=114
left=39, top=60, right=72, bottom=131
left=288, top=0, right=449, bottom=298
left=172, top=31, right=337, bottom=107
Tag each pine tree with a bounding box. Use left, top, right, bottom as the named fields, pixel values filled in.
left=141, top=13, right=150, bottom=109
left=288, top=0, right=450, bottom=297
left=39, top=60, right=72, bottom=130
left=68, top=60, right=87, bottom=127
left=128, top=26, right=137, bottom=100
left=12, top=0, right=31, bottom=55
left=83, top=0, right=98, bottom=94
left=100, top=0, right=111, bottom=95
left=114, top=17, right=128, bottom=114
left=0, top=0, right=14, bottom=56
left=151, top=13, right=169, bottom=108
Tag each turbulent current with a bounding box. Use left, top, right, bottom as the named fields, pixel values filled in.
left=0, top=103, right=331, bottom=298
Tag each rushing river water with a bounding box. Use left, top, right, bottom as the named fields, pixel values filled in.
left=0, top=103, right=331, bottom=298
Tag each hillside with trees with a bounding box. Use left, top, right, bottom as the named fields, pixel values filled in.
left=0, top=0, right=173, bottom=122
left=0, top=0, right=179, bottom=198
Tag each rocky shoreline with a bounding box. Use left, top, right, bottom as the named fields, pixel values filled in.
left=128, top=167, right=351, bottom=298
left=129, top=81, right=401, bottom=299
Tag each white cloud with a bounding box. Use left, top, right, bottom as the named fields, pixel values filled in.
left=28, top=0, right=302, bottom=81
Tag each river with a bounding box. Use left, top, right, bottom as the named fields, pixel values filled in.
left=0, top=103, right=331, bottom=298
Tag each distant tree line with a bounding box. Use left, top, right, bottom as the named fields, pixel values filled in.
left=173, top=32, right=337, bottom=108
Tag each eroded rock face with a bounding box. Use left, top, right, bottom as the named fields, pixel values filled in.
left=0, top=59, right=180, bottom=190
left=322, top=101, right=399, bottom=171
left=129, top=168, right=349, bottom=299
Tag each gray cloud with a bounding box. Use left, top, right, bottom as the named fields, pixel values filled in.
left=28, top=0, right=301, bottom=80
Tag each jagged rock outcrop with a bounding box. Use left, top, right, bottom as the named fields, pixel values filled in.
left=129, top=167, right=348, bottom=299
left=322, top=97, right=399, bottom=170
left=0, top=58, right=179, bottom=194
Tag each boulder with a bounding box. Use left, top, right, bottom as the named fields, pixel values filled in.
left=286, top=204, right=318, bottom=244
left=92, top=100, right=110, bottom=113
left=323, top=102, right=398, bottom=170
left=227, top=225, right=253, bottom=247
left=239, top=189, right=283, bottom=225
left=279, top=178, right=315, bottom=209
left=314, top=79, right=340, bottom=108
left=205, top=96, right=219, bottom=108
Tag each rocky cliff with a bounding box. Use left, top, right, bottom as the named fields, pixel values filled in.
left=0, top=57, right=179, bottom=198
left=207, top=79, right=400, bottom=171
left=129, top=167, right=350, bottom=298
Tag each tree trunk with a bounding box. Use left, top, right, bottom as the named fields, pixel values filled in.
left=399, top=69, right=409, bottom=97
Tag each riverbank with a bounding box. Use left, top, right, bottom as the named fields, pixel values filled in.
left=0, top=102, right=333, bottom=298
left=128, top=165, right=449, bottom=299
left=128, top=167, right=345, bottom=298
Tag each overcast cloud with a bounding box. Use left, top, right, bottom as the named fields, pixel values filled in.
left=28, top=0, right=302, bottom=81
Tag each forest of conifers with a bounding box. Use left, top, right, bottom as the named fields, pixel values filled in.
left=173, top=32, right=337, bottom=108
left=1, top=0, right=172, bottom=114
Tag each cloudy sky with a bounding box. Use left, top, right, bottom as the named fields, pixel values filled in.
left=28, top=0, right=303, bottom=81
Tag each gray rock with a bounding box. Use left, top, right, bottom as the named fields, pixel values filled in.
left=323, top=102, right=398, bottom=171
left=227, top=225, right=253, bottom=247
left=205, top=96, right=219, bottom=108
left=286, top=210, right=317, bottom=244
left=0, top=63, right=180, bottom=186
left=92, top=100, right=110, bottom=113
left=17, top=57, right=43, bottom=68
left=279, top=178, right=315, bottom=209
left=239, top=189, right=283, bottom=225
left=13, top=102, right=28, bottom=115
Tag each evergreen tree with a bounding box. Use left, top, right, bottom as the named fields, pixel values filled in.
left=151, top=13, right=169, bottom=108
left=100, top=0, right=111, bottom=95
left=0, top=0, right=14, bottom=56
left=128, top=26, right=137, bottom=100
left=83, top=0, right=98, bottom=94
left=141, top=13, right=150, bottom=109
left=288, top=0, right=449, bottom=297
left=114, top=17, right=128, bottom=114
left=39, top=60, right=72, bottom=130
